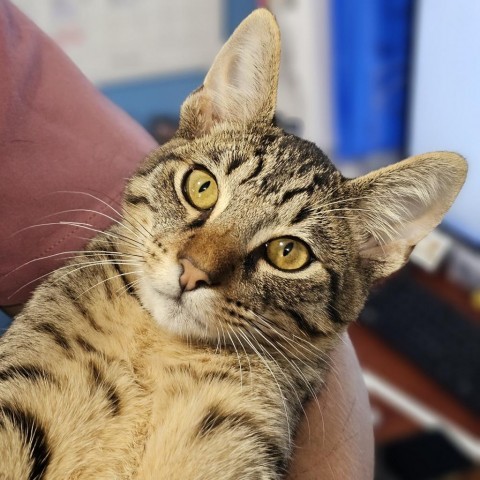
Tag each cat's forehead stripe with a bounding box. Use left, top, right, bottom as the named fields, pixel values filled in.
left=225, top=152, right=245, bottom=176
left=239, top=158, right=264, bottom=185
left=291, top=206, right=312, bottom=225
left=278, top=185, right=315, bottom=206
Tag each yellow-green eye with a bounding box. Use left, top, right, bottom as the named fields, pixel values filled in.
left=266, top=238, right=310, bottom=271
left=184, top=169, right=218, bottom=210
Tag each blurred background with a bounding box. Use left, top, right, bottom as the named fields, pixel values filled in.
left=5, top=0, right=480, bottom=477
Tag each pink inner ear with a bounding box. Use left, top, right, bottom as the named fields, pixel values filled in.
left=362, top=203, right=445, bottom=252
left=356, top=194, right=450, bottom=280
left=177, top=10, right=281, bottom=140
left=192, top=9, right=279, bottom=131
left=350, top=152, right=467, bottom=265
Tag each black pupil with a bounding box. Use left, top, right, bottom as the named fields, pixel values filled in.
left=283, top=242, right=294, bottom=257
left=199, top=181, right=210, bottom=193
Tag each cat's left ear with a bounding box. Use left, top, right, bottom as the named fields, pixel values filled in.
left=347, top=152, right=467, bottom=281
left=178, top=9, right=280, bottom=138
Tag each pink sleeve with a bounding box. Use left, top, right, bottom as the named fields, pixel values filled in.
left=0, top=1, right=157, bottom=305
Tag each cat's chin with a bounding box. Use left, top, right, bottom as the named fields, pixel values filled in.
left=137, top=277, right=217, bottom=340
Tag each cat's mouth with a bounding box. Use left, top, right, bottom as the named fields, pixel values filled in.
left=153, top=284, right=208, bottom=304
left=153, top=287, right=182, bottom=303
left=138, top=275, right=218, bottom=338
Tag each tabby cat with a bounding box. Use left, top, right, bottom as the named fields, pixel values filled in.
left=0, top=9, right=467, bottom=480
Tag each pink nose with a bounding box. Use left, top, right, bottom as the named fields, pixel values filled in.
left=179, top=258, right=211, bottom=292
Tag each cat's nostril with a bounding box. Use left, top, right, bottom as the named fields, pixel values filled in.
left=179, top=258, right=211, bottom=292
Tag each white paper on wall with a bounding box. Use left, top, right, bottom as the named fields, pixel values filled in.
left=268, top=0, right=334, bottom=155
left=11, top=0, right=223, bottom=85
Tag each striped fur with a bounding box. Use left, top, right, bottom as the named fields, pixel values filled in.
left=0, top=9, right=466, bottom=479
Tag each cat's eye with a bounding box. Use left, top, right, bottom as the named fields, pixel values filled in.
left=265, top=238, right=311, bottom=271
left=184, top=169, right=218, bottom=210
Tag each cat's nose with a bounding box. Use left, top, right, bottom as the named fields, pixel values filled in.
left=179, top=258, right=211, bottom=292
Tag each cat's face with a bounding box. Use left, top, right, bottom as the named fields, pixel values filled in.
left=123, top=125, right=361, bottom=344
left=120, top=10, right=466, bottom=349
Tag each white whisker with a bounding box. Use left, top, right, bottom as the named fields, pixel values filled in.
left=236, top=329, right=292, bottom=446
left=76, top=269, right=143, bottom=299
left=228, top=325, right=253, bottom=388
left=51, top=189, right=152, bottom=239
left=225, top=326, right=243, bottom=390
left=42, top=208, right=148, bottom=244
left=3, top=249, right=143, bottom=280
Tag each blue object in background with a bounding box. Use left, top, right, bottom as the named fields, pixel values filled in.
left=101, top=72, right=206, bottom=128
left=0, top=309, right=11, bottom=334
left=331, top=0, right=413, bottom=159
left=101, top=0, right=257, bottom=130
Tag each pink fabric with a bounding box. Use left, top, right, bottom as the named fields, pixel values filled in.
left=0, top=1, right=157, bottom=304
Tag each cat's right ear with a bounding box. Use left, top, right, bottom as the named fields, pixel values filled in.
left=177, top=9, right=281, bottom=138
left=347, top=152, right=467, bottom=281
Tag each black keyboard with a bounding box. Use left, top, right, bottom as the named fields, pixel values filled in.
left=359, top=267, right=480, bottom=415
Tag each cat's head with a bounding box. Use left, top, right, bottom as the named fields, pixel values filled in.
left=121, top=10, right=467, bottom=349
